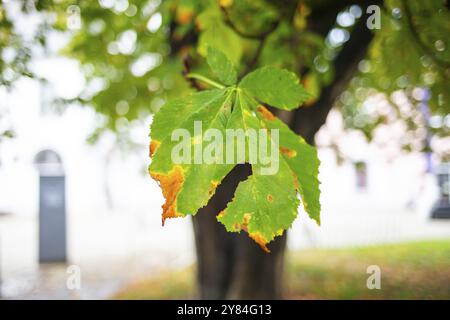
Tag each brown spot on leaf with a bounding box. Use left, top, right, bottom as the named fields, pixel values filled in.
left=228, top=213, right=252, bottom=232
left=149, top=140, right=160, bottom=157
left=257, top=105, right=275, bottom=121
left=239, top=213, right=251, bottom=232
left=243, top=213, right=251, bottom=225
left=267, top=194, right=273, bottom=202
left=150, top=166, right=185, bottom=226
left=249, top=232, right=270, bottom=253
left=280, top=146, right=297, bottom=158
left=292, top=172, right=300, bottom=190
left=208, top=180, right=220, bottom=196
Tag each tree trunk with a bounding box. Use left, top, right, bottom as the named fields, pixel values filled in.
left=190, top=3, right=376, bottom=300
left=192, top=164, right=287, bottom=299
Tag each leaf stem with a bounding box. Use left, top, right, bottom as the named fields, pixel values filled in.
left=185, top=73, right=225, bottom=89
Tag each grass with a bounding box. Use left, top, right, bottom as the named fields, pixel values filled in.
left=113, top=240, right=450, bottom=300
left=113, top=266, right=196, bottom=300
left=286, top=240, right=450, bottom=299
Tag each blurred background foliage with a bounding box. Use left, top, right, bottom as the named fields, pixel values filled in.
left=0, top=0, right=449, bottom=158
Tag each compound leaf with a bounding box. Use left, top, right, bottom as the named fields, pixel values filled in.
left=149, top=62, right=321, bottom=251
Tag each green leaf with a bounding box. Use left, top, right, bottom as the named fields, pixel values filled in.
left=217, top=161, right=299, bottom=252
left=254, top=104, right=321, bottom=224
left=197, top=4, right=243, bottom=65
left=217, top=91, right=300, bottom=252
left=239, top=66, right=312, bottom=110
left=206, top=46, right=237, bottom=86
left=150, top=88, right=235, bottom=223
left=149, top=63, right=321, bottom=251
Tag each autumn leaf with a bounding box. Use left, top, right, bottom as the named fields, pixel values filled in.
left=149, top=47, right=320, bottom=251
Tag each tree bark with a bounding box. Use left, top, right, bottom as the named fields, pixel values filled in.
left=192, top=164, right=287, bottom=299
left=191, top=2, right=377, bottom=300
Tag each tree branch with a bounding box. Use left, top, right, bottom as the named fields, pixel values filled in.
left=239, top=36, right=267, bottom=79
left=182, top=55, right=203, bottom=90
left=293, top=6, right=376, bottom=144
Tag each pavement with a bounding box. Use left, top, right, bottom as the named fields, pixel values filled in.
left=0, top=210, right=195, bottom=299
